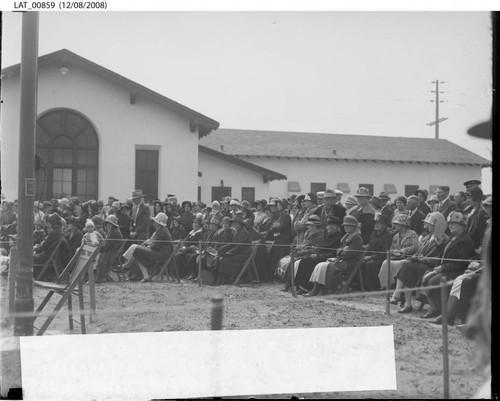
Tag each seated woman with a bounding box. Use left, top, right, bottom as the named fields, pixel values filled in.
left=304, top=215, right=363, bottom=296
left=420, top=211, right=476, bottom=319
left=95, top=215, right=124, bottom=283
left=389, top=211, right=448, bottom=312
left=215, top=214, right=252, bottom=285
left=294, top=216, right=343, bottom=294
left=360, top=213, right=393, bottom=291
left=378, top=214, right=419, bottom=290
left=128, top=213, right=173, bottom=282
left=169, top=216, right=188, bottom=242
left=174, top=217, right=204, bottom=279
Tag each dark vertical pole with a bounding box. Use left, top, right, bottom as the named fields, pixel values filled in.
left=14, top=12, right=39, bottom=336
left=290, top=245, right=296, bottom=297
left=385, top=251, right=391, bottom=315
left=198, top=239, right=202, bottom=286
left=211, top=296, right=223, bottom=330
left=440, top=276, right=450, bottom=399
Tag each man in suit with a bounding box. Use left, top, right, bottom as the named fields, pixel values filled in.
left=130, top=190, right=150, bottom=241
left=407, top=195, right=426, bottom=235
left=436, top=185, right=458, bottom=220
left=378, top=192, right=394, bottom=222
left=315, top=189, right=346, bottom=231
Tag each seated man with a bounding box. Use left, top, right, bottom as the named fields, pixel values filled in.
left=127, top=213, right=173, bottom=282
left=214, top=215, right=252, bottom=285
left=95, top=215, right=124, bottom=283
left=174, top=217, right=204, bottom=279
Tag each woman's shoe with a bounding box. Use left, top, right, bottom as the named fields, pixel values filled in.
left=140, top=276, right=152, bottom=283
left=397, top=306, right=413, bottom=314
left=429, top=316, right=443, bottom=325
left=421, top=310, right=440, bottom=319
left=389, top=297, right=400, bottom=305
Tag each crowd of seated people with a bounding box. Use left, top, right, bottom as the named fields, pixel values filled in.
left=0, top=178, right=490, bottom=323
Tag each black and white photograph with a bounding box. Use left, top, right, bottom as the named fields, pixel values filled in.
left=0, top=5, right=494, bottom=399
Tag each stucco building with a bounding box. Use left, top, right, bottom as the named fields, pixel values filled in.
left=200, top=129, right=491, bottom=199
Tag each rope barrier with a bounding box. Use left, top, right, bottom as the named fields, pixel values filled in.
left=4, top=278, right=456, bottom=320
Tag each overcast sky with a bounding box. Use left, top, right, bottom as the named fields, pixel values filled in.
left=1, top=11, right=493, bottom=190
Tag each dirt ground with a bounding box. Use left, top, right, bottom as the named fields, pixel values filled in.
left=0, top=274, right=485, bottom=399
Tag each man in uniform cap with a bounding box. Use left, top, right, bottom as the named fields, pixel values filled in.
left=464, top=180, right=481, bottom=191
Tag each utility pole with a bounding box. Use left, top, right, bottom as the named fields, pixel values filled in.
left=14, top=11, right=39, bottom=336
left=427, top=80, right=448, bottom=139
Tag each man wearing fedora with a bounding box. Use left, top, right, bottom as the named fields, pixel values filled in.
left=347, top=187, right=376, bottom=245
left=315, top=189, right=346, bottom=231
left=378, top=192, right=394, bottom=221
left=215, top=214, right=252, bottom=285
left=130, top=190, right=151, bottom=242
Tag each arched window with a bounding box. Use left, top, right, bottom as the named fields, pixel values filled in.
left=36, top=109, right=99, bottom=202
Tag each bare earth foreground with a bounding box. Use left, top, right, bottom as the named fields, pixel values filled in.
left=0, top=275, right=483, bottom=399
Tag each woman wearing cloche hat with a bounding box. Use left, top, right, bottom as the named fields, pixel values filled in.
left=304, top=215, right=363, bottom=296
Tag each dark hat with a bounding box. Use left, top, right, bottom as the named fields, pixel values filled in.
left=326, top=216, right=342, bottom=226
left=253, top=199, right=267, bottom=208
left=47, top=212, right=62, bottom=227
left=91, top=215, right=104, bottom=225
left=355, top=187, right=371, bottom=198
left=303, top=192, right=318, bottom=204
left=378, top=192, right=390, bottom=200
left=51, top=198, right=59, bottom=206
left=374, top=212, right=390, bottom=226
left=153, top=199, right=163, bottom=205
left=104, top=215, right=120, bottom=228
left=195, top=201, right=206, bottom=208
left=296, top=194, right=305, bottom=203
left=131, top=190, right=145, bottom=199
left=414, top=189, right=428, bottom=200
left=231, top=215, right=245, bottom=224
left=369, top=196, right=381, bottom=209
left=463, top=179, right=481, bottom=188
left=342, top=215, right=359, bottom=227
left=221, top=216, right=232, bottom=224
left=43, top=200, right=53, bottom=208
left=306, top=215, right=322, bottom=226
left=182, top=201, right=192, bottom=209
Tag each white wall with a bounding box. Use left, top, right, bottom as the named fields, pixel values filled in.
left=0, top=63, right=199, bottom=202
left=238, top=156, right=483, bottom=199
left=198, top=151, right=271, bottom=203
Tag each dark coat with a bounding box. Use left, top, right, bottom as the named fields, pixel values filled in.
left=348, top=203, right=376, bottom=245
left=315, top=204, right=347, bottom=229
left=96, top=226, right=123, bottom=282
left=380, top=204, right=394, bottom=222
left=439, top=231, right=476, bottom=275
left=131, top=202, right=151, bottom=240
left=117, top=214, right=131, bottom=239
left=438, top=198, right=458, bottom=220
left=217, top=226, right=252, bottom=276
left=464, top=205, right=489, bottom=249
left=418, top=202, right=431, bottom=216
left=178, top=212, right=195, bottom=233
left=409, top=208, right=426, bottom=236
left=65, top=228, right=84, bottom=254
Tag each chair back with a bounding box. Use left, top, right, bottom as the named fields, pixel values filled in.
left=67, top=245, right=99, bottom=284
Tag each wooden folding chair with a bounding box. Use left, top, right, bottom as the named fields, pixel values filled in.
left=35, top=239, right=64, bottom=281
left=33, top=244, right=100, bottom=336
left=232, top=241, right=260, bottom=287
left=154, top=241, right=182, bottom=282
left=340, top=251, right=367, bottom=294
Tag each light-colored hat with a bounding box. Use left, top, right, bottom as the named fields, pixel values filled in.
left=212, top=200, right=220, bottom=208
left=230, top=199, right=240, bottom=206
left=355, top=187, right=371, bottom=198
left=392, top=214, right=410, bottom=227
left=447, top=211, right=469, bottom=226
left=483, top=196, right=492, bottom=206
left=306, top=215, right=322, bottom=226
left=59, top=198, right=70, bottom=207
left=151, top=212, right=169, bottom=227
left=428, top=195, right=439, bottom=204
left=112, top=201, right=121, bottom=209
left=85, top=219, right=95, bottom=229
left=323, top=189, right=337, bottom=199
left=342, top=215, right=359, bottom=227
left=317, top=191, right=325, bottom=199
left=131, top=190, right=145, bottom=199
left=335, top=189, right=344, bottom=196
left=345, top=196, right=358, bottom=206
left=104, top=215, right=119, bottom=228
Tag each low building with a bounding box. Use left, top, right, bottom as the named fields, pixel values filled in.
left=1, top=49, right=219, bottom=203
left=200, top=129, right=491, bottom=199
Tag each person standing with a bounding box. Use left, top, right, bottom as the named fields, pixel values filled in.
left=436, top=185, right=458, bottom=220
left=407, top=195, right=426, bottom=235
left=130, top=190, right=151, bottom=242
left=348, top=187, right=376, bottom=245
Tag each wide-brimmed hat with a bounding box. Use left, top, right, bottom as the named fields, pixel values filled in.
left=195, top=201, right=206, bottom=208
left=323, top=189, right=337, bottom=199
left=131, top=190, right=145, bottom=199
left=342, top=215, right=359, bottom=227
left=104, top=215, right=119, bottom=228
left=326, top=216, right=342, bottom=226
left=447, top=211, right=469, bottom=226
left=345, top=196, right=358, bottom=206
left=463, top=179, right=481, bottom=188
left=181, top=201, right=192, bottom=209
left=229, top=199, right=240, bottom=206
left=151, top=212, right=169, bottom=227
left=374, top=213, right=390, bottom=226
left=378, top=192, right=390, bottom=200
left=355, top=187, right=371, bottom=198
left=241, top=200, right=251, bottom=210
left=392, top=214, right=410, bottom=227
left=306, top=215, right=322, bottom=226
left=231, top=215, right=245, bottom=224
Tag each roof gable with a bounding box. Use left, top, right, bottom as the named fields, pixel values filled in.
left=200, top=128, right=491, bottom=167
left=1, top=49, right=219, bottom=138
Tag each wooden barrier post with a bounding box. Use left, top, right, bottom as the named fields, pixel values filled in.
left=8, top=246, right=18, bottom=314
left=440, top=276, right=450, bottom=399
left=211, top=295, right=223, bottom=330
left=198, top=240, right=203, bottom=286
left=385, top=251, right=391, bottom=315
left=290, top=245, right=296, bottom=297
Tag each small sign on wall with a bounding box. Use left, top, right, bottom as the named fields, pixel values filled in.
left=25, top=178, right=35, bottom=197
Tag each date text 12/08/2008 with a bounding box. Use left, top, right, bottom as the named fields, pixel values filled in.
left=13, top=1, right=107, bottom=9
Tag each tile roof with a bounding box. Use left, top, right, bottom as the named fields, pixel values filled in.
left=201, top=129, right=491, bottom=167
